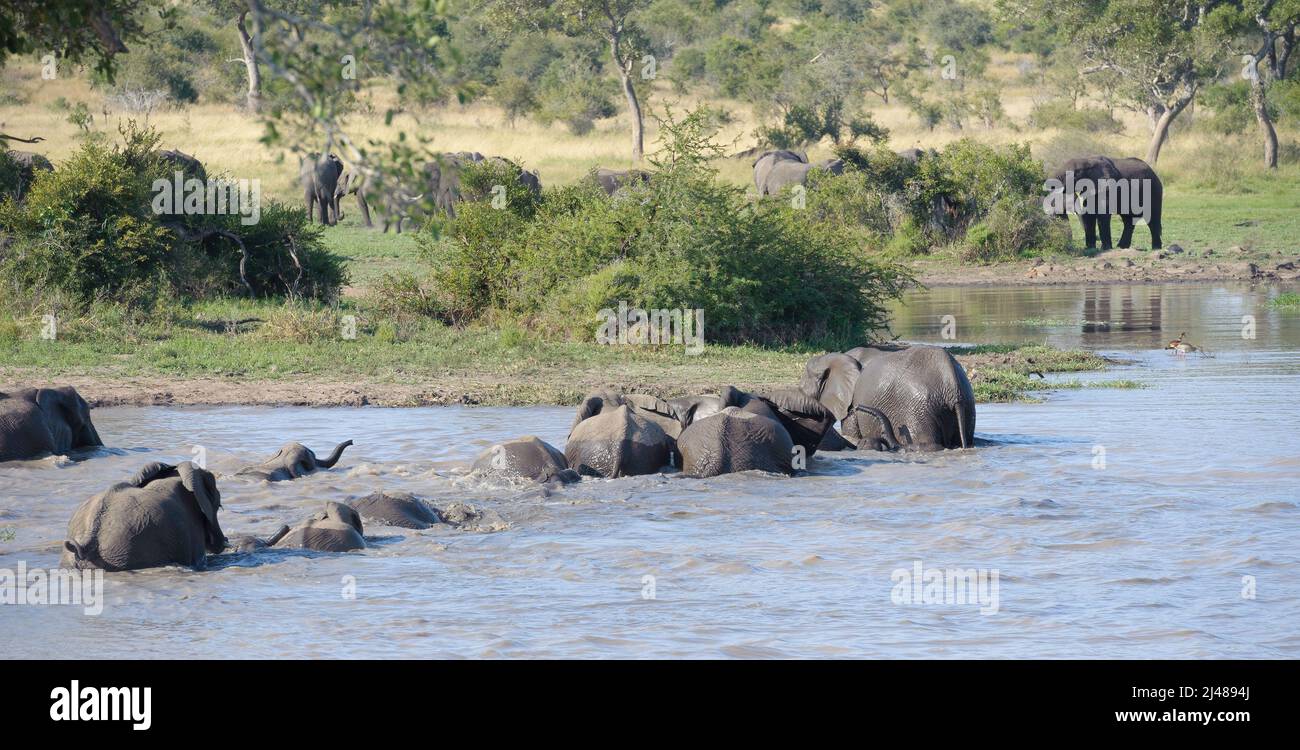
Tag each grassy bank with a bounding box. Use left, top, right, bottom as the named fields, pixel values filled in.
left=0, top=298, right=1130, bottom=406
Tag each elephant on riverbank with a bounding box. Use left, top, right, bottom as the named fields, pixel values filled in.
left=677, top=406, right=797, bottom=477
left=61, top=461, right=225, bottom=571
left=300, top=153, right=345, bottom=225
left=471, top=435, right=579, bottom=483
left=273, top=501, right=366, bottom=552
left=1050, top=155, right=1163, bottom=250
left=0, top=386, right=103, bottom=462
left=839, top=344, right=976, bottom=451
left=236, top=440, right=353, bottom=481
left=592, top=167, right=652, bottom=195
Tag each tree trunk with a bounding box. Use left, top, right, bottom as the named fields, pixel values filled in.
left=610, top=34, right=644, bottom=162
left=1145, top=91, right=1193, bottom=165
left=236, top=11, right=262, bottom=114
left=1248, top=67, right=1279, bottom=168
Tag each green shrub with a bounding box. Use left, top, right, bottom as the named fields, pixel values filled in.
left=460, top=158, right=542, bottom=220
left=961, top=197, right=1071, bottom=262
left=1028, top=99, right=1123, bottom=133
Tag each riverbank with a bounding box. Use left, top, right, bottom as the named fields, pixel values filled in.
left=0, top=335, right=1127, bottom=408
left=911, top=246, right=1300, bottom=287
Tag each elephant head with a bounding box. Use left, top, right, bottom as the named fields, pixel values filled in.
left=799, top=353, right=863, bottom=421
left=677, top=406, right=797, bottom=478
left=61, top=461, right=225, bottom=571
left=1049, top=155, right=1123, bottom=217
left=472, top=435, right=579, bottom=483
left=0, top=386, right=103, bottom=461
left=273, top=501, right=366, bottom=552
left=349, top=491, right=442, bottom=529
left=237, top=440, right=353, bottom=482
left=159, top=149, right=207, bottom=182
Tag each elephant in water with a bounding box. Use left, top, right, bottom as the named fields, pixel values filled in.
left=237, top=440, right=353, bottom=481
left=566, top=400, right=676, bottom=477
left=0, top=386, right=103, bottom=462
left=668, top=386, right=833, bottom=460
left=591, top=167, right=652, bottom=196
left=273, top=501, right=366, bottom=552
left=472, top=436, right=579, bottom=483
left=1049, top=155, right=1163, bottom=250
left=300, top=152, right=345, bottom=225
left=676, top=406, right=797, bottom=478
left=349, top=491, right=442, bottom=529
left=837, top=344, right=976, bottom=451
left=61, top=462, right=225, bottom=571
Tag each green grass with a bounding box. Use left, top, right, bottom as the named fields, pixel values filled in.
left=1267, top=292, right=1300, bottom=309
left=319, top=222, right=423, bottom=289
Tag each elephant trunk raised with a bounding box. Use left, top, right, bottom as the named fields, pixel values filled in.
left=317, top=439, right=353, bottom=468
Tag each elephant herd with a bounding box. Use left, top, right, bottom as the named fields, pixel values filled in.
left=300, top=150, right=542, bottom=232
left=2, top=342, right=975, bottom=573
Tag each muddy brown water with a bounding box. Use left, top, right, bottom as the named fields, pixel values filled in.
left=2, top=282, right=1298, bottom=657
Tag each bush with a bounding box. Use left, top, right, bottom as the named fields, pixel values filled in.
left=1028, top=99, right=1123, bottom=134
left=961, top=197, right=1071, bottom=262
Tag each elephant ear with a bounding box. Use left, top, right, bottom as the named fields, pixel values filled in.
left=177, top=461, right=225, bottom=552
left=804, top=354, right=860, bottom=421
left=570, top=391, right=618, bottom=436
left=129, top=462, right=178, bottom=487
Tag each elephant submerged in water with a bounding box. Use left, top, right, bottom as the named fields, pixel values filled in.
left=237, top=440, right=353, bottom=481
left=272, top=501, right=366, bottom=552
left=566, top=391, right=678, bottom=477
left=802, top=344, right=976, bottom=451
left=61, top=462, right=225, bottom=571
left=472, top=435, right=579, bottom=483
left=0, top=386, right=103, bottom=462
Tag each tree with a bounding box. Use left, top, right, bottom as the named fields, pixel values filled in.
left=0, top=0, right=163, bottom=79
left=484, top=0, right=652, bottom=161
left=1211, top=1, right=1300, bottom=168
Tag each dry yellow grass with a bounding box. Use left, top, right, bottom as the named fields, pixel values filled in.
left=1, top=52, right=1291, bottom=203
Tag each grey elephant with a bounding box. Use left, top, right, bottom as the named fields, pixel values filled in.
left=749, top=388, right=836, bottom=459
left=237, top=440, right=353, bottom=481
left=159, top=149, right=207, bottom=182
left=677, top=406, right=797, bottom=478
left=61, top=461, right=225, bottom=571
left=471, top=435, right=580, bottom=483
left=300, top=152, right=345, bottom=225
left=566, top=403, right=675, bottom=478
left=349, top=491, right=442, bottom=529
left=1050, top=155, right=1163, bottom=250
left=0, top=386, right=103, bottom=462
left=487, top=155, right=542, bottom=198
left=754, top=150, right=844, bottom=197
left=835, top=344, right=976, bottom=451
left=2, top=149, right=53, bottom=201
left=591, top=167, right=652, bottom=196
left=273, top=501, right=366, bottom=552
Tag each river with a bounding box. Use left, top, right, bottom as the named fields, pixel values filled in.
left=2, top=282, right=1297, bottom=658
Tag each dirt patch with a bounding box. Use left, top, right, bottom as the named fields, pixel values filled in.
left=911, top=247, right=1300, bottom=286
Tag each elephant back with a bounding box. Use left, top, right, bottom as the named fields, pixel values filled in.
left=678, top=407, right=795, bottom=477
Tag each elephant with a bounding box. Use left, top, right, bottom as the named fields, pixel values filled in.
left=754, top=151, right=844, bottom=197
left=1050, top=155, right=1163, bottom=250
left=565, top=403, right=675, bottom=477
left=677, top=406, right=797, bottom=477
left=471, top=435, right=580, bottom=483
left=236, top=440, right=353, bottom=481
left=897, top=147, right=925, bottom=163
left=159, top=149, right=207, bottom=182
left=839, top=344, right=976, bottom=451
left=487, top=155, right=542, bottom=198
left=273, top=501, right=366, bottom=552
left=2, top=149, right=53, bottom=201
left=348, top=491, right=442, bottom=529
left=592, top=167, right=652, bottom=196
left=60, top=461, right=225, bottom=571
left=228, top=525, right=290, bottom=553
left=799, top=352, right=864, bottom=422
left=751, top=388, right=836, bottom=459
left=300, top=152, right=345, bottom=225
left=752, top=149, right=806, bottom=196
left=571, top=390, right=682, bottom=439
left=0, top=386, right=103, bottom=462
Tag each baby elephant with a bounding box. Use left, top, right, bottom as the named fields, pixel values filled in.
left=272, top=502, right=366, bottom=552
left=61, top=461, right=226, bottom=571
left=472, top=436, right=579, bottom=483
left=237, top=440, right=353, bottom=481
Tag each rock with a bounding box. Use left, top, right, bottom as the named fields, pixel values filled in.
left=1124, top=259, right=1136, bottom=268
left=1099, top=261, right=1114, bottom=270
left=1167, top=244, right=1184, bottom=254
left=1276, top=261, right=1296, bottom=271
left=1155, top=251, right=1169, bottom=260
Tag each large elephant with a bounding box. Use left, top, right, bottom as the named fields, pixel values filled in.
left=349, top=491, right=442, bottom=529
left=273, top=501, right=366, bottom=552
left=61, top=461, right=225, bottom=571
left=471, top=435, right=579, bottom=483
left=1050, top=155, right=1163, bottom=250
left=677, top=406, right=797, bottom=477
left=300, top=153, right=345, bottom=225
left=799, top=352, right=864, bottom=422
left=838, top=344, right=976, bottom=451
left=0, top=386, right=103, bottom=462
left=565, top=403, right=675, bottom=477
left=591, top=167, right=652, bottom=196
left=754, top=150, right=844, bottom=197
left=237, top=440, right=353, bottom=481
